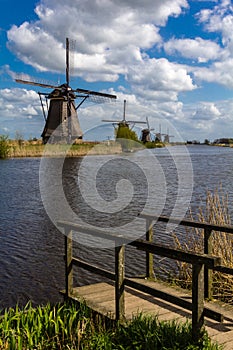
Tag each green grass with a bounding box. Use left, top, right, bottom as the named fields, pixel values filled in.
left=0, top=135, right=10, bottom=159
left=0, top=301, right=222, bottom=349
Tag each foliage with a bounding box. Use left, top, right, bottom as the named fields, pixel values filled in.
left=115, top=124, right=138, bottom=141
left=0, top=302, right=221, bottom=349
left=0, top=135, right=10, bottom=159
left=144, top=141, right=164, bottom=148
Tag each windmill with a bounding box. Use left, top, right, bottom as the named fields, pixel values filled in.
left=15, top=38, right=117, bottom=144
left=163, top=128, right=174, bottom=143
left=102, top=99, right=146, bottom=136
left=154, top=124, right=166, bottom=142
left=140, top=117, right=154, bottom=143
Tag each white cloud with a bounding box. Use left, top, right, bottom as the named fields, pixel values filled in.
left=164, top=37, right=223, bottom=63
left=7, top=0, right=188, bottom=82
left=191, top=102, right=221, bottom=121
left=127, top=58, right=196, bottom=97
left=193, top=58, right=233, bottom=88
left=2, top=0, right=233, bottom=141
left=0, top=88, right=41, bottom=120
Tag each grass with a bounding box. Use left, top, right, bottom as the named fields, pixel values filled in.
left=5, top=140, right=122, bottom=158
left=0, top=301, right=221, bottom=350
left=1, top=136, right=164, bottom=158
left=172, top=186, right=233, bottom=303
left=0, top=135, right=10, bottom=159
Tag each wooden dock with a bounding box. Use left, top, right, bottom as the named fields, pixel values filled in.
left=58, top=216, right=233, bottom=349
left=69, top=279, right=233, bottom=349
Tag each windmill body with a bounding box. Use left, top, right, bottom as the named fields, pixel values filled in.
left=140, top=117, right=154, bottom=143
left=16, top=38, right=117, bottom=144
left=41, top=84, right=82, bottom=143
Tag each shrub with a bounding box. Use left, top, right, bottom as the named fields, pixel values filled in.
left=0, top=135, right=10, bottom=159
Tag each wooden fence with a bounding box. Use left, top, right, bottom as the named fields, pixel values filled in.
left=58, top=215, right=233, bottom=341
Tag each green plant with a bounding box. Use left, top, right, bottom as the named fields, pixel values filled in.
left=0, top=135, right=10, bottom=159
left=115, top=124, right=138, bottom=141
left=0, top=302, right=221, bottom=349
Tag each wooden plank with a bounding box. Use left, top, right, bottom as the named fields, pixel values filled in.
left=192, top=264, right=204, bottom=340
left=204, top=227, right=213, bottom=299
left=115, top=245, right=125, bottom=321
left=146, top=219, right=154, bottom=279
left=140, top=214, right=233, bottom=234
left=130, top=240, right=221, bottom=268
left=64, top=228, right=73, bottom=299
left=125, top=278, right=223, bottom=322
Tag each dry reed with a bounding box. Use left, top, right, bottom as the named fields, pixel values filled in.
left=172, top=186, right=233, bottom=303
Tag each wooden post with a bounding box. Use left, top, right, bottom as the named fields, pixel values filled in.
left=115, top=244, right=125, bottom=321
left=146, top=219, right=154, bottom=279
left=192, top=263, right=204, bottom=341
left=64, top=228, right=73, bottom=299
left=204, top=227, right=213, bottom=299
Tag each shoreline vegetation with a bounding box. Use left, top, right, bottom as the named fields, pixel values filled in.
left=0, top=300, right=220, bottom=349
left=1, top=135, right=233, bottom=160
left=0, top=136, right=165, bottom=159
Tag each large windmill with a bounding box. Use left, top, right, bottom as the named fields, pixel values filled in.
left=102, top=99, right=146, bottom=136
left=16, top=38, right=117, bottom=144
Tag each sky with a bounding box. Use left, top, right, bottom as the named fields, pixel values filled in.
left=1, top=0, right=233, bottom=142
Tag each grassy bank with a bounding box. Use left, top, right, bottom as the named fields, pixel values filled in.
left=0, top=300, right=220, bottom=349
left=0, top=135, right=165, bottom=159
left=4, top=140, right=122, bottom=158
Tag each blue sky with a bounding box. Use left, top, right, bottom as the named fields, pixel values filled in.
left=1, top=0, right=233, bottom=142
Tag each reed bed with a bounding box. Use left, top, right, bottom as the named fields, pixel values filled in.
left=0, top=301, right=220, bottom=349
left=172, top=187, right=233, bottom=303
left=6, top=141, right=122, bottom=158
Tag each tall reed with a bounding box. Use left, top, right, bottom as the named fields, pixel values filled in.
left=173, top=186, right=233, bottom=303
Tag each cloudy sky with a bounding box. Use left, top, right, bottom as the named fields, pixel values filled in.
left=1, top=0, right=233, bottom=142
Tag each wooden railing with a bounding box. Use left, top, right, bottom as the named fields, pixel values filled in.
left=58, top=215, right=233, bottom=341
left=142, top=214, right=233, bottom=299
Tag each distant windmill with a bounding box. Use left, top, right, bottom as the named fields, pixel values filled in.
left=16, top=38, right=117, bottom=144
left=102, top=99, right=146, bottom=132
left=154, top=124, right=166, bottom=142
left=163, top=128, right=174, bottom=143
left=140, top=117, right=154, bottom=143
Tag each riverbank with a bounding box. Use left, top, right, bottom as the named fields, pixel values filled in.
left=2, top=138, right=166, bottom=158
left=6, top=140, right=123, bottom=158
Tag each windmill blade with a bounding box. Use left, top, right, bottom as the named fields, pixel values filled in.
left=74, top=88, right=116, bottom=99
left=102, top=119, right=122, bottom=122
left=128, top=120, right=147, bottom=124
left=102, top=119, right=146, bottom=124
left=66, top=37, right=70, bottom=86
left=145, top=117, right=154, bottom=130
left=15, top=79, right=58, bottom=89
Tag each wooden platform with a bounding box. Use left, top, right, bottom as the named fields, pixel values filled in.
left=69, top=279, right=233, bottom=349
